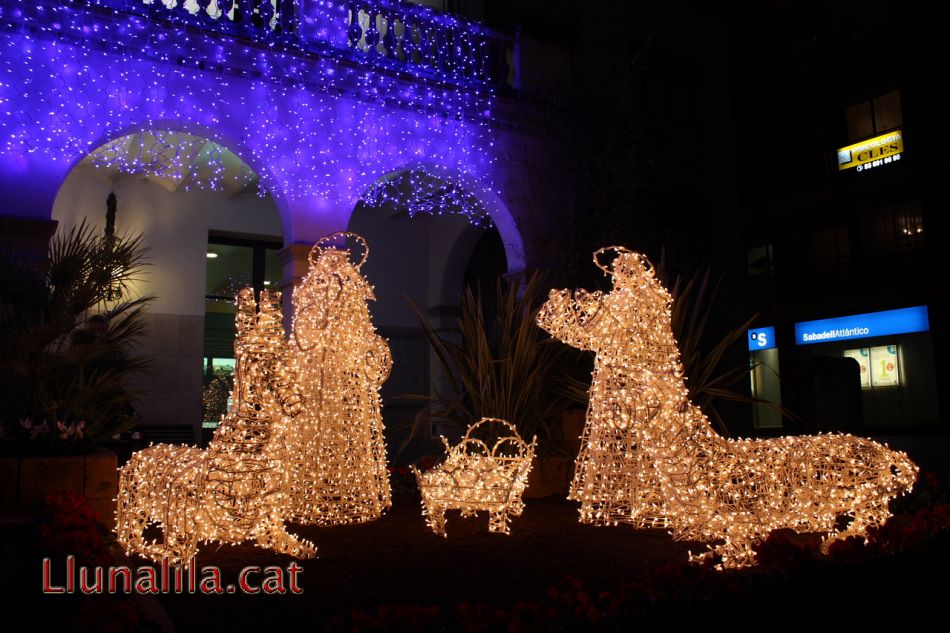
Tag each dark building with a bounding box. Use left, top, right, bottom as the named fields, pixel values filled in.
left=726, top=0, right=946, bottom=434
left=479, top=0, right=946, bottom=436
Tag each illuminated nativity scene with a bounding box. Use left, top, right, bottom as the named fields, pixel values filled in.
left=537, top=247, right=919, bottom=568
left=413, top=417, right=536, bottom=536
left=115, top=288, right=315, bottom=564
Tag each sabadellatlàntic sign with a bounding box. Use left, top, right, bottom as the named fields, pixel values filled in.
left=795, top=306, right=929, bottom=345
left=837, top=129, right=903, bottom=172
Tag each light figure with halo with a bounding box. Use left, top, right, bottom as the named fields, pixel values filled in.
left=285, top=232, right=392, bottom=525
left=537, top=246, right=918, bottom=568
left=116, top=288, right=315, bottom=564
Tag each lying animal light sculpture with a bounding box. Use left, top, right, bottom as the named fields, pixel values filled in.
left=116, top=288, right=314, bottom=564
left=285, top=232, right=392, bottom=525
left=537, top=246, right=918, bottom=568
left=413, top=418, right=536, bottom=536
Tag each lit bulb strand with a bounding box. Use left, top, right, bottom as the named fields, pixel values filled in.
left=537, top=247, right=919, bottom=569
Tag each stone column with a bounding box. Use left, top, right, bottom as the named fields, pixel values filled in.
left=278, top=242, right=315, bottom=334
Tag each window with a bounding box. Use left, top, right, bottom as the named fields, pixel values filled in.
left=813, top=224, right=850, bottom=265
left=862, top=202, right=924, bottom=254
left=747, top=244, right=775, bottom=277
left=844, top=345, right=901, bottom=389
left=846, top=90, right=902, bottom=141
left=202, top=233, right=283, bottom=428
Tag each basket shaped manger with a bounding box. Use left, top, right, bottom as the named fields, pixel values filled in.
left=412, top=418, right=537, bottom=536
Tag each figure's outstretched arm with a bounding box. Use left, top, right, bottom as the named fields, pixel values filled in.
left=536, top=288, right=604, bottom=351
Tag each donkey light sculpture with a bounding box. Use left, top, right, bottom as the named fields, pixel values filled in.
left=537, top=247, right=918, bottom=568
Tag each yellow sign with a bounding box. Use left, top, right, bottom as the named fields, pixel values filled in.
left=837, top=130, right=903, bottom=171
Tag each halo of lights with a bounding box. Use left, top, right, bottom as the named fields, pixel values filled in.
left=413, top=418, right=536, bottom=536
left=537, top=248, right=919, bottom=568
left=285, top=232, right=392, bottom=525
left=116, top=287, right=315, bottom=564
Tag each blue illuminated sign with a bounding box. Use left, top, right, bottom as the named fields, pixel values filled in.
left=795, top=306, right=929, bottom=345
left=748, top=327, right=776, bottom=351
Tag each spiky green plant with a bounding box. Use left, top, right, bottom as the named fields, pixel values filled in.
left=401, top=272, right=587, bottom=455
left=0, top=220, right=153, bottom=452
left=661, top=265, right=795, bottom=436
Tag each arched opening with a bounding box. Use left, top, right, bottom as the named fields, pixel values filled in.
left=348, top=165, right=515, bottom=459
left=51, top=130, right=285, bottom=445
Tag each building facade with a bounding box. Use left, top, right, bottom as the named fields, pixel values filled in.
left=732, top=0, right=946, bottom=434
left=0, top=0, right=565, bottom=442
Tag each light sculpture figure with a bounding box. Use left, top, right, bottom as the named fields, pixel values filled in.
left=286, top=232, right=392, bottom=525
left=413, top=418, right=536, bottom=536
left=116, top=288, right=315, bottom=564
left=537, top=247, right=919, bottom=568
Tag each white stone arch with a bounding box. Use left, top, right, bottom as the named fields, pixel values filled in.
left=353, top=161, right=524, bottom=276
left=50, top=122, right=288, bottom=440
left=61, top=119, right=291, bottom=241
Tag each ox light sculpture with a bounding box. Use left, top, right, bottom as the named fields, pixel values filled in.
left=537, top=246, right=918, bottom=568
left=413, top=418, right=536, bottom=536
left=285, top=233, right=392, bottom=525
left=116, top=288, right=315, bottom=564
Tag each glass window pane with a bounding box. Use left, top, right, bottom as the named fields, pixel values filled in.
left=202, top=357, right=235, bottom=428
left=873, top=90, right=903, bottom=132
left=863, top=202, right=924, bottom=253
left=747, top=244, right=774, bottom=277
left=813, top=224, right=849, bottom=264
left=847, top=101, right=874, bottom=140
left=869, top=345, right=901, bottom=387
left=843, top=348, right=871, bottom=388
left=206, top=244, right=253, bottom=305
left=264, top=247, right=282, bottom=291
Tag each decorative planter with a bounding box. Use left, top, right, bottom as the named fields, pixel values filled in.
left=0, top=449, right=118, bottom=522
left=525, top=410, right=585, bottom=498
left=525, top=455, right=575, bottom=498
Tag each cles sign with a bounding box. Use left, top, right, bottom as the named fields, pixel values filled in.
left=837, top=130, right=903, bottom=172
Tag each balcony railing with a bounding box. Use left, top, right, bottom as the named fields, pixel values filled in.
left=84, top=0, right=515, bottom=89
left=140, top=0, right=294, bottom=32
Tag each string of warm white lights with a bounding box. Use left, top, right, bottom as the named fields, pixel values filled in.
left=537, top=247, right=919, bottom=569
left=0, top=1, right=500, bottom=221
left=116, top=288, right=315, bottom=564
left=285, top=232, right=392, bottom=525
left=88, top=130, right=261, bottom=193
left=413, top=418, right=535, bottom=536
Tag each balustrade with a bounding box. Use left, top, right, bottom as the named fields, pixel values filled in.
left=106, top=0, right=516, bottom=88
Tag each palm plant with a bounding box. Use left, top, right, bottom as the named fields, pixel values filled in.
left=659, top=264, right=795, bottom=436
left=0, top=220, right=153, bottom=452
left=401, top=272, right=587, bottom=455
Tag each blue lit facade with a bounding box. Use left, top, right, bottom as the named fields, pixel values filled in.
left=0, top=1, right=554, bottom=438
left=0, top=0, right=525, bottom=261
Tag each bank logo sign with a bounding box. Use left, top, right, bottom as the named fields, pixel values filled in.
left=795, top=306, right=929, bottom=345
left=837, top=130, right=903, bottom=172
left=747, top=326, right=776, bottom=351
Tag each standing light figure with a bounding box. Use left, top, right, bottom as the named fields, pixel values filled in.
left=116, top=288, right=315, bottom=564
left=286, top=233, right=392, bottom=525
left=537, top=247, right=918, bottom=568
left=413, top=418, right=536, bottom=536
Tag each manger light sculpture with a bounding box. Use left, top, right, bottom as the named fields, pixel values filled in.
left=413, top=418, right=536, bottom=536
left=285, top=232, right=392, bottom=525
left=116, top=288, right=315, bottom=564
left=536, top=247, right=918, bottom=568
